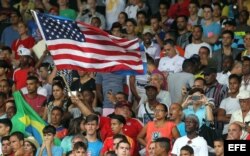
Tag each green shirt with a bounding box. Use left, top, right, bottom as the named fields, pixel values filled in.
left=59, top=9, right=77, bottom=20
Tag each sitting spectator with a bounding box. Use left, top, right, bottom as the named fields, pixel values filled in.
left=154, top=137, right=171, bottom=156
left=71, top=142, right=87, bottom=156
left=10, top=131, right=25, bottom=156
left=115, top=140, right=130, bottom=156
left=36, top=125, right=63, bottom=156
left=1, top=136, right=13, bottom=156
left=24, top=136, right=39, bottom=156
left=180, top=145, right=194, bottom=156
left=216, top=56, right=234, bottom=86
left=227, top=122, right=242, bottom=140
left=214, top=139, right=224, bottom=156
left=240, top=56, right=250, bottom=92
left=148, top=141, right=155, bottom=156
left=169, top=103, right=186, bottom=136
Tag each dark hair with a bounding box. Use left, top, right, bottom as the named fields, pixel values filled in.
left=27, top=75, right=39, bottom=83
left=222, top=30, right=234, bottom=39
left=136, top=10, right=147, bottom=18
left=91, top=17, right=101, bottom=25
left=154, top=137, right=171, bottom=152
left=0, top=118, right=12, bottom=132
left=110, top=114, right=126, bottom=125
left=213, top=2, right=222, bottom=10
left=51, top=106, right=64, bottom=116
left=73, top=141, right=87, bottom=151
left=229, top=74, right=242, bottom=84
left=189, top=0, right=200, bottom=7
left=176, top=15, right=188, bottom=22
left=43, top=125, right=56, bottom=135
left=182, top=59, right=195, bottom=71
left=159, top=1, right=170, bottom=9
left=40, top=62, right=52, bottom=72
left=199, top=46, right=210, bottom=55
left=111, top=22, right=122, bottom=31
left=181, top=145, right=194, bottom=154
left=193, top=25, right=203, bottom=33
left=116, top=140, right=130, bottom=149
left=81, top=89, right=95, bottom=98
left=52, top=81, right=65, bottom=90
left=126, top=18, right=137, bottom=26
left=0, top=60, right=10, bottom=69
left=116, top=92, right=128, bottom=101
left=202, top=4, right=213, bottom=12
left=194, top=77, right=206, bottom=85
left=0, top=46, right=12, bottom=54
left=164, top=39, right=176, bottom=46
left=105, top=151, right=116, bottom=156
left=146, top=54, right=155, bottom=65
left=165, top=30, right=178, bottom=42
left=156, top=103, right=168, bottom=112
left=1, top=135, right=10, bottom=143
left=150, top=14, right=161, bottom=22
left=0, top=92, right=7, bottom=99
left=113, top=134, right=127, bottom=141
left=85, top=114, right=99, bottom=124
left=10, top=131, right=24, bottom=141
left=68, top=117, right=85, bottom=135
left=119, top=12, right=128, bottom=21
left=189, top=88, right=204, bottom=95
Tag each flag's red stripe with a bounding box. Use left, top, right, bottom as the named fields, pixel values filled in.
left=53, top=54, right=143, bottom=65
left=55, top=64, right=144, bottom=74
left=47, top=44, right=142, bottom=57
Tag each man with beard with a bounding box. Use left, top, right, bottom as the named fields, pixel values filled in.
left=176, top=15, right=191, bottom=50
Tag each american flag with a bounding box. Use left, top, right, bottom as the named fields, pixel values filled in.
left=32, top=11, right=145, bottom=75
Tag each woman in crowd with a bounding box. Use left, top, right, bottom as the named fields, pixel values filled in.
left=23, top=136, right=39, bottom=156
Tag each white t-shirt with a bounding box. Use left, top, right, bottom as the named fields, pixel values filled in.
left=172, top=136, right=208, bottom=156
left=158, top=55, right=184, bottom=73
left=216, top=71, right=231, bottom=87
left=184, top=42, right=212, bottom=59
left=137, top=102, right=154, bottom=125
left=220, top=97, right=240, bottom=134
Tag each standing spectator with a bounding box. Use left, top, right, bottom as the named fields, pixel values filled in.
left=235, top=10, right=250, bottom=34
left=238, top=32, right=250, bottom=59
left=169, top=103, right=186, bottom=136
left=0, top=10, right=21, bottom=47
left=201, top=5, right=221, bottom=45
left=150, top=15, right=165, bottom=47
left=216, top=56, right=234, bottom=86
left=176, top=15, right=191, bottom=49
left=229, top=90, right=250, bottom=139
left=188, top=1, right=201, bottom=30
left=13, top=0, right=34, bottom=22
left=9, top=131, right=24, bottom=156
left=84, top=114, right=103, bottom=156
left=125, top=18, right=137, bottom=40
left=58, top=0, right=77, bottom=20
left=217, top=74, right=241, bottom=138
left=36, top=125, right=63, bottom=156
left=154, top=137, right=171, bottom=156
left=95, top=73, right=126, bottom=116
left=137, top=103, right=179, bottom=154
left=171, top=114, right=208, bottom=156
left=240, top=56, right=250, bottom=92
left=185, top=25, right=212, bottom=59
left=168, top=0, right=190, bottom=19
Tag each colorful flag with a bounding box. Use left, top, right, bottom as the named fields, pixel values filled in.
left=32, top=11, right=145, bottom=75
left=11, top=91, right=46, bottom=145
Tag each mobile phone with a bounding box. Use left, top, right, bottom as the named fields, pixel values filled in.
left=68, top=91, right=77, bottom=97
left=192, top=95, right=201, bottom=101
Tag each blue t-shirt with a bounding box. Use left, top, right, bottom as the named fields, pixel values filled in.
left=201, top=21, right=221, bottom=38
left=1, top=26, right=19, bottom=47
left=177, top=122, right=186, bottom=137
left=87, top=140, right=103, bottom=156
left=61, top=135, right=73, bottom=154
left=36, top=146, right=63, bottom=156
left=183, top=105, right=206, bottom=128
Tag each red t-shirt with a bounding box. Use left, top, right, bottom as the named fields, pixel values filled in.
left=13, top=68, right=30, bottom=90
left=99, top=116, right=113, bottom=141
left=24, top=94, right=47, bottom=113
left=11, top=36, right=35, bottom=59
left=168, top=0, right=190, bottom=19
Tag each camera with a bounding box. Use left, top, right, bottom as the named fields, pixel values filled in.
left=192, top=95, right=201, bottom=101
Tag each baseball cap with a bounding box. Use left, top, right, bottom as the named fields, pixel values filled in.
left=203, top=67, right=217, bottom=75
left=115, top=101, right=132, bottom=109
left=224, top=18, right=236, bottom=26
left=17, top=47, right=31, bottom=56
left=236, top=90, right=250, bottom=99
left=144, top=84, right=157, bottom=90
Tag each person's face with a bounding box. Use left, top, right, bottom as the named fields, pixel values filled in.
left=204, top=73, right=216, bottom=85
left=231, top=63, right=242, bottom=75
left=222, top=59, right=233, bottom=71
left=115, top=94, right=126, bottom=102
left=85, top=120, right=98, bottom=135
left=150, top=18, right=159, bottom=31
left=111, top=119, right=123, bottom=134
left=145, top=87, right=158, bottom=100
left=82, top=91, right=93, bottom=104
left=222, top=33, right=233, bottom=46
left=213, top=5, right=221, bottom=17
left=154, top=104, right=167, bottom=120
left=126, top=21, right=135, bottom=34
left=224, top=24, right=235, bottom=31
left=91, top=18, right=101, bottom=28
left=242, top=60, right=250, bottom=76
left=118, top=13, right=126, bottom=25
left=193, top=80, right=205, bottom=89
left=0, top=67, right=6, bottom=76
left=159, top=4, right=167, bottom=16
left=185, top=118, right=198, bottom=133
left=150, top=74, right=162, bottom=89
left=43, top=133, right=54, bottom=142
left=169, top=104, right=182, bottom=120
left=113, top=138, right=122, bottom=150
left=229, top=78, right=240, bottom=94
left=239, top=11, right=249, bottom=23
left=154, top=142, right=164, bottom=156
left=39, top=67, right=49, bottom=80
left=24, top=141, right=34, bottom=153
left=0, top=50, right=11, bottom=60
left=2, top=140, right=12, bottom=155
left=163, top=43, right=176, bottom=58
left=10, top=136, right=23, bottom=152
left=148, top=142, right=155, bottom=156
left=192, top=27, right=202, bottom=40
left=51, top=109, right=62, bottom=125
left=143, top=33, right=152, bottom=44
left=176, top=17, right=187, bottom=31
left=239, top=98, right=250, bottom=112
left=228, top=124, right=242, bottom=140
left=180, top=150, right=193, bottom=156
left=7, top=107, right=15, bottom=119
left=115, top=106, right=130, bottom=119
left=10, top=13, right=20, bottom=25
left=203, top=8, right=212, bottom=20
left=20, top=56, right=29, bottom=66
left=27, top=80, right=38, bottom=94
left=112, top=27, right=121, bottom=37
left=17, top=23, right=27, bottom=35
left=137, top=14, right=146, bottom=25
left=0, top=80, right=10, bottom=95
left=115, top=143, right=130, bottom=156
left=214, top=141, right=224, bottom=156
left=189, top=3, right=198, bottom=15
left=0, top=123, right=9, bottom=136
left=87, top=0, right=96, bottom=9
left=73, top=148, right=87, bottom=156
left=57, top=0, right=68, bottom=6
left=244, top=34, right=250, bottom=48
left=52, top=85, right=64, bottom=100
left=198, top=48, right=209, bottom=60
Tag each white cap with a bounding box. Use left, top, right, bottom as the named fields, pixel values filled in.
left=236, top=90, right=250, bottom=99
left=17, top=47, right=31, bottom=56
